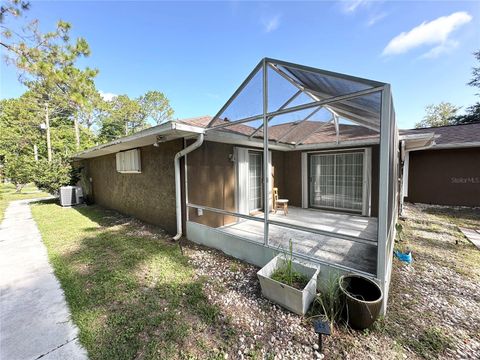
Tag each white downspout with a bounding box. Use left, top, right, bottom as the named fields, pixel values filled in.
left=173, top=133, right=204, bottom=240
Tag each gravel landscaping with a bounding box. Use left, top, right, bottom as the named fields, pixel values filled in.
left=30, top=200, right=480, bottom=359
left=183, top=202, right=480, bottom=359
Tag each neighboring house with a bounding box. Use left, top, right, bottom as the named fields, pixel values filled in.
left=401, top=123, right=480, bottom=207
left=74, top=58, right=430, bottom=313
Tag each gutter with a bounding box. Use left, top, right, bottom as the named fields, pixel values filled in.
left=173, top=133, right=205, bottom=240
left=406, top=143, right=436, bottom=152
left=426, top=141, right=480, bottom=150
left=73, top=120, right=205, bottom=159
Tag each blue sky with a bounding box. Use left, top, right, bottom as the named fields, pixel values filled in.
left=1, top=0, right=479, bottom=129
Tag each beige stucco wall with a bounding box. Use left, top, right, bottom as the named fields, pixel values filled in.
left=82, top=139, right=182, bottom=234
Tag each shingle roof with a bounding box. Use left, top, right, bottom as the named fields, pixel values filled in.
left=178, top=116, right=378, bottom=145
left=179, top=117, right=480, bottom=148
left=267, top=122, right=377, bottom=144
left=400, top=122, right=480, bottom=146
left=177, top=116, right=212, bottom=127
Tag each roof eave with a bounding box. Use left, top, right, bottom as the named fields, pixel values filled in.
left=431, top=141, right=480, bottom=150
left=73, top=121, right=205, bottom=160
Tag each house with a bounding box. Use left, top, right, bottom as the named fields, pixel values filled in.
left=74, top=58, right=432, bottom=313
left=400, top=123, right=480, bottom=207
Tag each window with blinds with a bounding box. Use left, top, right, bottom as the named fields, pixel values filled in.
left=309, top=151, right=364, bottom=212
left=116, top=149, right=141, bottom=173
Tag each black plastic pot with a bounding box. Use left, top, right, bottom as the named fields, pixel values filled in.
left=339, top=274, right=383, bottom=330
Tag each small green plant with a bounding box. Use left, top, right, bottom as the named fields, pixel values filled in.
left=271, top=239, right=309, bottom=290
left=403, top=326, right=452, bottom=359
left=229, top=263, right=239, bottom=273
left=311, top=274, right=344, bottom=332
left=396, top=223, right=404, bottom=242
left=395, top=222, right=411, bottom=253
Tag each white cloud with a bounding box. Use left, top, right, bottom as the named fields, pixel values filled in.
left=342, top=0, right=368, bottom=14
left=99, top=90, right=117, bottom=101
left=366, top=12, right=387, bottom=27
left=262, top=14, right=281, bottom=33
left=382, top=11, right=472, bottom=56
left=420, top=40, right=459, bottom=59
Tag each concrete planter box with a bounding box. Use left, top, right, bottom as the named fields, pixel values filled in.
left=257, top=255, right=320, bottom=315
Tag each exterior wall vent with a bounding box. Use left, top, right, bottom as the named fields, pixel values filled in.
left=116, top=149, right=141, bottom=173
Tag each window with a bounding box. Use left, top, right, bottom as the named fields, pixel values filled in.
left=248, top=151, right=263, bottom=212
left=116, top=149, right=141, bottom=173
left=235, top=147, right=272, bottom=215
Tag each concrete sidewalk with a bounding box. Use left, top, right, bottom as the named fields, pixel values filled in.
left=0, top=199, right=87, bottom=360
left=460, top=227, right=480, bottom=250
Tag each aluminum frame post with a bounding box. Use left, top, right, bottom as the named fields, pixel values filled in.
left=377, top=84, right=392, bottom=315
left=262, top=58, right=269, bottom=246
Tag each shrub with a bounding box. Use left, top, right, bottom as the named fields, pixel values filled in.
left=3, top=155, right=35, bottom=192
left=33, top=159, right=75, bottom=194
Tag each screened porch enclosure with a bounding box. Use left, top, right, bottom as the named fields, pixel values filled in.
left=185, top=58, right=398, bottom=312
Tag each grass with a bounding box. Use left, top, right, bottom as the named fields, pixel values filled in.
left=0, top=182, right=50, bottom=222
left=271, top=240, right=309, bottom=290
left=270, top=266, right=309, bottom=290
left=424, top=206, right=480, bottom=229
left=402, top=326, right=453, bottom=360
left=30, top=201, right=229, bottom=360
left=311, top=274, right=343, bottom=332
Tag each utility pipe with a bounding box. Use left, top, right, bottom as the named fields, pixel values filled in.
left=173, top=134, right=204, bottom=240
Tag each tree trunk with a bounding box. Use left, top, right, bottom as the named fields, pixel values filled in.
left=33, top=144, right=38, bottom=161
left=45, top=102, right=52, bottom=162
left=74, top=116, right=80, bottom=150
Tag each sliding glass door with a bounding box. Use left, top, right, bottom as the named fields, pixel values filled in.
left=309, top=151, right=364, bottom=212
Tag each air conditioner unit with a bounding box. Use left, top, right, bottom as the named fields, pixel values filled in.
left=59, top=186, right=84, bottom=207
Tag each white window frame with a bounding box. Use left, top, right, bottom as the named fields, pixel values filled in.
left=235, top=146, right=272, bottom=215
left=301, top=147, right=372, bottom=216
left=116, top=148, right=142, bottom=174
left=247, top=150, right=264, bottom=212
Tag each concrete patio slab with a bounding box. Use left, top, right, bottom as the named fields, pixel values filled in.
left=218, top=207, right=377, bottom=274
left=0, top=199, right=88, bottom=360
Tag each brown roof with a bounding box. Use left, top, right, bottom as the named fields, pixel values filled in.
left=177, top=116, right=212, bottom=127
left=400, top=122, right=480, bottom=146
left=266, top=122, right=378, bottom=144
left=178, top=116, right=379, bottom=145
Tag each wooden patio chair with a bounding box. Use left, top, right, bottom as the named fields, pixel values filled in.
left=273, top=187, right=289, bottom=216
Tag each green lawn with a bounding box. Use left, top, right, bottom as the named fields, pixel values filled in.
left=30, top=202, right=228, bottom=360
left=0, top=183, right=50, bottom=222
